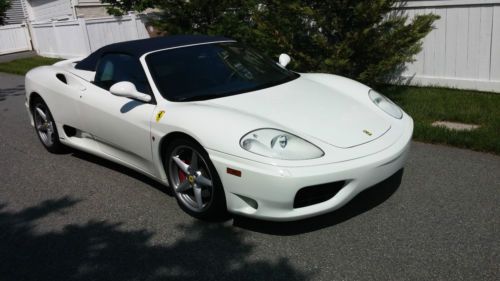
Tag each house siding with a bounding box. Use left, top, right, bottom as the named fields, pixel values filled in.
left=75, top=6, right=109, bottom=19
left=28, top=0, right=73, bottom=22
left=4, top=0, right=28, bottom=24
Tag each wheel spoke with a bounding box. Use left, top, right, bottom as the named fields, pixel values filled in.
left=190, top=151, right=198, bottom=170
left=196, top=175, right=212, bottom=187
left=176, top=180, right=192, bottom=193
left=46, top=128, right=53, bottom=140
left=35, top=107, right=47, bottom=121
left=194, top=186, right=203, bottom=208
left=172, top=156, right=190, bottom=174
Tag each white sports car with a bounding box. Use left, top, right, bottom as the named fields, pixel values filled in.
left=25, top=35, right=413, bottom=221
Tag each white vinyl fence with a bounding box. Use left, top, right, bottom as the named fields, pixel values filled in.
left=0, top=23, right=32, bottom=55
left=400, top=0, right=500, bottom=92
left=29, top=14, right=150, bottom=58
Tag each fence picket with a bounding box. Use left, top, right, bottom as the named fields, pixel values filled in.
left=0, top=24, right=32, bottom=54
left=401, top=1, right=500, bottom=92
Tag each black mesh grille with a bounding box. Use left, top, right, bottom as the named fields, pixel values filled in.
left=293, top=181, right=346, bottom=208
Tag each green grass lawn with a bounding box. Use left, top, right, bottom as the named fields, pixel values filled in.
left=0, top=56, right=498, bottom=154
left=382, top=85, right=500, bottom=155
left=0, top=56, right=61, bottom=76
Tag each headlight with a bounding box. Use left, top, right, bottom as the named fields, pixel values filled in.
left=369, top=90, right=403, bottom=119
left=240, top=129, right=324, bottom=160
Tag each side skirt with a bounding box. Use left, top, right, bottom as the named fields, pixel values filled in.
left=57, top=123, right=169, bottom=187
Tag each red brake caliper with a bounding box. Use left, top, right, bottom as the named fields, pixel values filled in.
left=178, top=159, right=189, bottom=182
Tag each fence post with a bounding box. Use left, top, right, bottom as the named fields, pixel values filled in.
left=51, top=20, right=62, bottom=58
left=78, top=17, right=92, bottom=55
left=23, top=20, right=34, bottom=52
left=128, top=12, right=140, bottom=39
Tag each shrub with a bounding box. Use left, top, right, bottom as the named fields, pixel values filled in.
left=0, top=0, right=11, bottom=25
left=102, top=0, right=438, bottom=86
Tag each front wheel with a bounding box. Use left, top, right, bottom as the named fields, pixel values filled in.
left=165, top=138, right=227, bottom=220
left=32, top=98, right=65, bottom=153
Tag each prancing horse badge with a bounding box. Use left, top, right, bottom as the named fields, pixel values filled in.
left=156, top=110, right=165, bottom=122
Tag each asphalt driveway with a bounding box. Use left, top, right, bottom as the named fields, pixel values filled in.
left=0, top=72, right=499, bottom=280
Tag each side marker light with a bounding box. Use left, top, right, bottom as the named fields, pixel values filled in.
left=227, top=168, right=242, bottom=177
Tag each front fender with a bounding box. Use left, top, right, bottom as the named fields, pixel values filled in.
left=150, top=101, right=279, bottom=177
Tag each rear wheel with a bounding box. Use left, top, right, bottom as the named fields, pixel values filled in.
left=165, top=138, right=227, bottom=220
left=32, top=98, right=65, bottom=153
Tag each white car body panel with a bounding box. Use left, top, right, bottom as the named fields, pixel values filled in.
left=25, top=42, right=413, bottom=221
left=78, top=82, right=156, bottom=174
left=207, top=75, right=391, bottom=148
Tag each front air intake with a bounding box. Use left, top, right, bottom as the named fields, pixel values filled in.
left=293, top=181, right=346, bottom=208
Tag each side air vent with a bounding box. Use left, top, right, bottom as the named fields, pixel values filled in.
left=56, top=73, right=67, bottom=84
left=63, top=125, right=76, bottom=137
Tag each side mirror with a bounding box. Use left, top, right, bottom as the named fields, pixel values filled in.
left=279, top=53, right=291, bottom=68
left=110, top=81, right=151, bottom=102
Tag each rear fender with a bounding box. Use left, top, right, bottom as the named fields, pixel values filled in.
left=26, top=66, right=88, bottom=131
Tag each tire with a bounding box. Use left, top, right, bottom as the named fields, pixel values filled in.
left=165, top=137, right=227, bottom=220
left=32, top=98, right=65, bottom=153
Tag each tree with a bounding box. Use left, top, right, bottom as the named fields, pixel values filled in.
left=0, top=0, right=11, bottom=25
left=101, top=0, right=438, bottom=85
left=101, top=0, right=156, bottom=16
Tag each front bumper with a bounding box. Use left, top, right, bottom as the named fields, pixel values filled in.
left=208, top=118, right=413, bottom=221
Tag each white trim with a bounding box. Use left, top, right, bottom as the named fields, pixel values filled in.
left=74, top=3, right=108, bottom=7
left=402, top=0, right=500, bottom=8
left=0, top=24, right=25, bottom=30
left=70, top=0, right=78, bottom=19
left=85, top=16, right=132, bottom=23
left=141, top=40, right=237, bottom=58
left=402, top=75, right=500, bottom=92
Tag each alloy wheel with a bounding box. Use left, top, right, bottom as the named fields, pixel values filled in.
left=168, top=145, right=214, bottom=212
left=34, top=103, right=55, bottom=147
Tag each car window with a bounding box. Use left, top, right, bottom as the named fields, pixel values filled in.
left=94, top=53, right=150, bottom=94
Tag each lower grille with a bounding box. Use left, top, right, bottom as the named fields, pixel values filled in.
left=293, top=181, right=346, bottom=208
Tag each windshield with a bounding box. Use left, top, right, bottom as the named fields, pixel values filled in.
left=145, top=42, right=299, bottom=101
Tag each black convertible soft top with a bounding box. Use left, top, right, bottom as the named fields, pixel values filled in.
left=75, top=35, right=234, bottom=71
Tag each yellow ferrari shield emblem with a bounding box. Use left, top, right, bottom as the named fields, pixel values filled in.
left=156, top=110, right=165, bottom=122
left=188, top=175, right=195, bottom=184
left=363, top=129, right=373, bottom=136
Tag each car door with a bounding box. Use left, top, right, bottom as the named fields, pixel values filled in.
left=79, top=53, right=157, bottom=176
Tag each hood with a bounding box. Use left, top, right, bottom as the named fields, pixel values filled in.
left=206, top=76, right=391, bottom=148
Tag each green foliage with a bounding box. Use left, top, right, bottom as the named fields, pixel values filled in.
left=0, top=56, right=62, bottom=75
left=307, top=1, right=440, bottom=84
left=383, top=85, right=500, bottom=155
left=0, top=0, right=11, bottom=25
left=101, top=0, right=156, bottom=16
left=101, top=0, right=438, bottom=86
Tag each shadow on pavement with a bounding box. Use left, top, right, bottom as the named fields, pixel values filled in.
left=70, top=149, right=172, bottom=196
left=0, top=197, right=312, bottom=281
left=70, top=147, right=403, bottom=236
left=233, top=169, right=404, bottom=235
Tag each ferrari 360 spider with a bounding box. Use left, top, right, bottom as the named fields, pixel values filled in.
left=25, top=35, right=413, bottom=221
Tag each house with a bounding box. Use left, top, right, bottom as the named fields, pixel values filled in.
left=4, top=0, right=110, bottom=24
